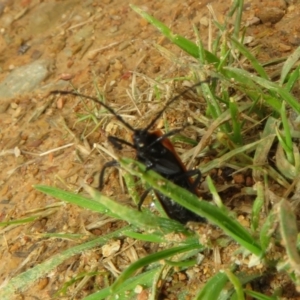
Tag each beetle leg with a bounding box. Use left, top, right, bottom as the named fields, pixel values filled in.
left=189, top=169, right=201, bottom=189
left=172, top=169, right=201, bottom=180
left=172, top=169, right=201, bottom=189
left=147, top=128, right=182, bottom=149
left=137, top=188, right=152, bottom=211
left=108, top=136, right=135, bottom=150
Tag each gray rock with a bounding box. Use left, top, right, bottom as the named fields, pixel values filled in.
left=0, top=59, right=53, bottom=100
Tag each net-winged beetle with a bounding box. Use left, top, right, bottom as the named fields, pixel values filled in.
left=53, top=80, right=210, bottom=224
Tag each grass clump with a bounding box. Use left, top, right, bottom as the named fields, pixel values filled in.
left=2, top=1, right=300, bottom=299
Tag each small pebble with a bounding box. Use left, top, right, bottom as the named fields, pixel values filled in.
left=110, top=25, right=118, bottom=33
left=58, top=73, right=73, bottom=81
left=139, top=18, right=148, bottom=27
left=200, top=16, right=209, bottom=26
left=56, top=97, right=64, bottom=109
left=288, top=35, right=300, bottom=46
left=277, top=43, right=292, bottom=52
left=118, top=41, right=131, bottom=51
left=233, top=173, right=245, bottom=184
left=37, top=277, right=49, bottom=290
left=255, top=5, right=285, bottom=24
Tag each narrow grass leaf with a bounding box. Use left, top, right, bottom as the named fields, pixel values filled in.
left=275, top=144, right=297, bottom=180
left=280, top=102, right=294, bottom=164
left=264, top=164, right=290, bottom=189
left=229, top=97, right=242, bottom=144
left=229, top=37, right=269, bottom=79
left=244, top=289, right=278, bottom=300
left=231, top=0, right=243, bottom=38
left=124, top=231, right=165, bottom=243
left=119, top=158, right=262, bottom=256
left=229, top=272, right=264, bottom=300
left=200, top=79, right=222, bottom=120
left=34, top=185, right=118, bottom=218
left=195, top=271, right=229, bottom=300
left=276, top=126, right=292, bottom=163
left=193, top=23, right=206, bottom=64
left=225, top=269, right=245, bottom=300
left=206, top=175, right=225, bottom=209
left=130, top=5, right=219, bottom=63
left=253, top=117, right=278, bottom=182
left=83, top=267, right=161, bottom=300
left=222, top=68, right=281, bottom=113
left=0, top=227, right=129, bottom=300
left=111, top=243, right=201, bottom=292
left=279, top=200, right=300, bottom=280
left=293, top=144, right=300, bottom=171
left=280, top=45, right=300, bottom=85
left=40, top=232, right=86, bottom=240
left=251, top=182, right=264, bottom=232
left=259, top=206, right=277, bottom=252
left=285, top=65, right=300, bottom=92
left=35, top=185, right=184, bottom=232
left=84, top=185, right=185, bottom=232
left=226, top=67, right=300, bottom=114
left=123, top=172, right=140, bottom=205
left=186, top=103, right=252, bottom=167
left=0, top=216, right=37, bottom=227
left=201, top=135, right=274, bottom=174
left=149, top=265, right=166, bottom=300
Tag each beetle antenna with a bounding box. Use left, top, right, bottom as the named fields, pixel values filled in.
left=144, top=79, right=213, bottom=131
left=51, top=90, right=136, bottom=132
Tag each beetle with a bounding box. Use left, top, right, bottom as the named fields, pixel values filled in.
left=53, top=81, right=210, bottom=223
left=135, top=129, right=204, bottom=224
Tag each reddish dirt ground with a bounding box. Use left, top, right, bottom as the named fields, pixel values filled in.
left=0, top=0, right=300, bottom=299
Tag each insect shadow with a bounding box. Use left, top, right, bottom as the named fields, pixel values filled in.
left=53, top=80, right=212, bottom=224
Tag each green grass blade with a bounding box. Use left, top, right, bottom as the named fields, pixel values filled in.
left=279, top=200, right=300, bottom=288
left=280, top=102, right=294, bottom=164
left=251, top=181, right=265, bottom=232
left=0, top=216, right=37, bottom=227
left=124, top=231, right=166, bottom=243
left=280, top=45, right=300, bottom=85
left=83, top=267, right=161, bottom=300
left=225, top=67, right=300, bottom=114
left=201, top=135, right=275, bottom=174
left=200, top=79, right=223, bottom=120
left=229, top=97, right=242, bottom=144
left=275, top=144, right=298, bottom=180
left=34, top=185, right=118, bottom=217
left=206, top=175, right=225, bottom=209
left=244, top=289, right=278, bottom=300
left=85, top=185, right=185, bottom=232
left=0, top=227, right=128, bottom=300
left=193, top=23, right=207, bottom=64
left=130, top=5, right=219, bottom=63
left=222, top=68, right=281, bottom=112
left=123, top=171, right=140, bottom=205
left=229, top=37, right=269, bottom=79
left=231, top=0, right=244, bottom=38
left=35, top=185, right=184, bottom=233
left=285, top=65, right=300, bottom=92
left=260, top=208, right=277, bottom=252
left=119, top=158, right=262, bottom=256
left=195, top=271, right=229, bottom=300
left=111, top=243, right=201, bottom=292
left=225, top=269, right=245, bottom=300
left=253, top=117, right=278, bottom=181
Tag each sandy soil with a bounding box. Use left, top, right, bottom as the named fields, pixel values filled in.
left=0, top=0, right=300, bottom=299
